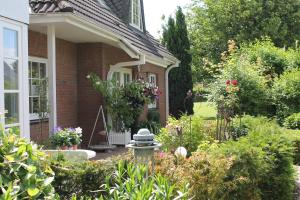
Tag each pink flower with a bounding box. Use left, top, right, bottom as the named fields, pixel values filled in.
left=231, top=80, right=238, bottom=86
left=226, top=80, right=231, bottom=85
left=159, top=152, right=165, bottom=158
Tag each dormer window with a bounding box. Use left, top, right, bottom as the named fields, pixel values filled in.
left=131, top=0, right=143, bottom=30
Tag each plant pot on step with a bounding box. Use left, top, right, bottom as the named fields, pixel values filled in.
left=61, top=146, right=68, bottom=150
left=72, top=145, right=78, bottom=150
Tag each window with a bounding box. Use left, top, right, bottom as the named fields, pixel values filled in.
left=28, top=58, right=48, bottom=120
left=0, top=17, right=30, bottom=138
left=3, top=28, right=20, bottom=127
left=131, top=0, right=143, bottom=30
left=148, top=73, right=157, bottom=109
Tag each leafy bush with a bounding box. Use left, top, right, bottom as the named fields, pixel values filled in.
left=0, top=128, right=55, bottom=199
left=273, top=69, right=300, bottom=122
left=147, top=109, right=161, bottom=123
left=101, top=162, right=188, bottom=199
left=284, top=113, right=300, bottom=130
left=156, top=115, right=211, bottom=153
left=156, top=119, right=296, bottom=199
left=51, top=159, right=117, bottom=199
left=210, top=55, right=271, bottom=116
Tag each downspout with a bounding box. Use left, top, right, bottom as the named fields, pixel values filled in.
left=107, top=54, right=146, bottom=80
left=165, top=61, right=180, bottom=119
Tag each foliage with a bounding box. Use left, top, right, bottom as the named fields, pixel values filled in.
left=147, top=109, right=161, bottom=123
left=282, top=130, right=300, bottom=165
left=156, top=115, right=211, bottom=153
left=0, top=128, right=55, bottom=199
left=273, top=69, right=300, bottom=122
left=284, top=113, right=300, bottom=130
left=51, top=127, right=82, bottom=147
left=210, top=46, right=272, bottom=116
left=156, top=119, right=296, bottom=199
left=88, top=73, right=148, bottom=132
left=101, top=161, right=188, bottom=200
left=162, top=7, right=194, bottom=118
left=138, top=120, right=161, bottom=135
left=51, top=159, right=117, bottom=199
left=187, top=0, right=300, bottom=78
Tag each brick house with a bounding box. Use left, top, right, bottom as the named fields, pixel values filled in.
left=26, top=0, right=179, bottom=146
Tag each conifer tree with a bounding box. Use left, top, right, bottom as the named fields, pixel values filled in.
left=162, top=7, right=193, bottom=118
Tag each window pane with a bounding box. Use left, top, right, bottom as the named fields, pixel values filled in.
left=28, top=61, right=32, bottom=77
left=5, top=93, right=19, bottom=124
left=3, top=28, right=18, bottom=58
left=31, top=62, right=39, bottom=78
left=32, top=97, right=39, bottom=113
left=40, top=63, right=46, bottom=78
left=29, top=97, right=33, bottom=114
left=31, top=79, right=40, bottom=96
left=4, top=59, right=18, bottom=90
left=112, top=72, right=121, bottom=86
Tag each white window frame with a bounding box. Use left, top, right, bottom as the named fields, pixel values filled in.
left=112, top=68, right=132, bottom=86
left=0, top=17, right=29, bottom=138
left=28, top=56, right=48, bottom=121
left=130, top=0, right=143, bottom=31
left=148, top=73, right=157, bottom=109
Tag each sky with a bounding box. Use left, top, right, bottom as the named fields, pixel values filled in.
left=143, top=0, right=191, bottom=39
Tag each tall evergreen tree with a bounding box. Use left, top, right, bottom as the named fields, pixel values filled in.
left=162, top=7, right=193, bottom=118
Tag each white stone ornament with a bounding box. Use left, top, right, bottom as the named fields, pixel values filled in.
left=175, top=147, right=187, bottom=158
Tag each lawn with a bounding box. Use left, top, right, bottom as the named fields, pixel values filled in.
left=194, top=102, right=217, bottom=120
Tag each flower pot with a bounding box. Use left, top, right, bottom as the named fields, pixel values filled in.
left=61, top=146, right=68, bottom=150
left=72, top=145, right=78, bottom=150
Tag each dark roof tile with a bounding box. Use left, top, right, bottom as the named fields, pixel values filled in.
left=29, top=0, right=175, bottom=60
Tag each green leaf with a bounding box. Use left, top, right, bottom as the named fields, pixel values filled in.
left=27, top=187, right=40, bottom=197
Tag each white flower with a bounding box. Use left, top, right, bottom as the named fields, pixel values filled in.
left=175, top=147, right=187, bottom=158
left=86, top=75, right=91, bottom=79
left=75, top=127, right=82, bottom=134
left=96, top=81, right=100, bottom=85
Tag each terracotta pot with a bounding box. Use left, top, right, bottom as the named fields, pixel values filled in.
left=72, top=145, right=78, bottom=150
left=61, top=146, right=68, bottom=150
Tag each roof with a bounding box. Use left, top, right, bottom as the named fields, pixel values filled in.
left=29, top=0, right=176, bottom=60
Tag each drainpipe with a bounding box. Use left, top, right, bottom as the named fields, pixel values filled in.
left=107, top=54, right=146, bottom=80
left=165, top=61, right=180, bottom=119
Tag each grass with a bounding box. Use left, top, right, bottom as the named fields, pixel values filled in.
left=194, top=102, right=217, bottom=120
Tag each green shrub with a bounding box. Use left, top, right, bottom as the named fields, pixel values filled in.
left=273, top=69, right=300, bottom=122
left=282, top=130, right=300, bottom=165
left=0, top=128, right=55, bottom=199
left=156, top=115, right=211, bottom=153
left=284, top=113, right=300, bottom=130
left=101, top=162, right=188, bottom=199
left=51, top=159, right=117, bottom=199
left=147, top=109, right=160, bottom=123
left=138, top=120, right=161, bottom=134
left=210, top=56, right=271, bottom=116
left=156, top=119, right=296, bottom=200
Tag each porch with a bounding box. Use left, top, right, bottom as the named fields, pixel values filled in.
left=28, top=13, right=175, bottom=146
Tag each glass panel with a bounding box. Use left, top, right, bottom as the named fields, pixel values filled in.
left=4, top=58, right=18, bottom=90
left=29, top=97, right=33, bottom=114
left=32, top=97, right=39, bottom=113
left=31, top=79, right=40, bottom=96
left=31, top=62, right=39, bottom=78
left=5, top=93, right=19, bottom=124
left=28, top=61, right=32, bottom=77
left=112, top=72, right=121, bottom=86
left=3, top=28, right=18, bottom=58
left=124, top=73, right=131, bottom=84
left=40, top=63, right=46, bottom=78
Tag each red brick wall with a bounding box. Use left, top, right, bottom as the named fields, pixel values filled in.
left=28, top=30, right=168, bottom=145
left=77, top=43, right=104, bottom=147
left=28, top=31, right=78, bottom=143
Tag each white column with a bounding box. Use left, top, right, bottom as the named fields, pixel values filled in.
left=21, top=24, right=30, bottom=139
left=47, top=25, right=57, bottom=135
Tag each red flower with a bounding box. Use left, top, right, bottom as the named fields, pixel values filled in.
left=231, top=80, right=238, bottom=86
left=226, top=80, right=231, bottom=85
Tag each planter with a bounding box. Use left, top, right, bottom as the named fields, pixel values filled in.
left=61, top=146, right=68, bottom=150
left=72, top=145, right=78, bottom=150
left=109, top=131, right=131, bottom=145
